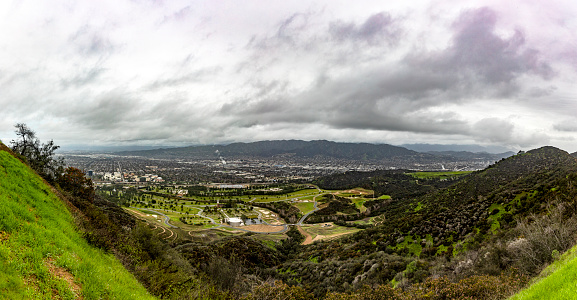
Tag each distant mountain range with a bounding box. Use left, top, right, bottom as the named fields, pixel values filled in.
left=401, top=143, right=514, bottom=153
left=118, top=140, right=416, bottom=160
left=117, top=140, right=514, bottom=163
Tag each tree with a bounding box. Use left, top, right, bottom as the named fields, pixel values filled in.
left=58, top=167, right=95, bottom=202
left=11, top=123, right=35, bottom=157
left=10, top=123, right=64, bottom=182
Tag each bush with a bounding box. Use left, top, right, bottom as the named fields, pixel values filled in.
left=58, top=167, right=95, bottom=202
left=241, top=281, right=314, bottom=300
left=508, top=202, right=577, bottom=274
left=325, top=270, right=527, bottom=300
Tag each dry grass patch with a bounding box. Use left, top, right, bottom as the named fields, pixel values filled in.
left=242, top=224, right=286, bottom=233
left=0, top=230, right=9, bottom=242
left=45, top=258, right=83, bottom=299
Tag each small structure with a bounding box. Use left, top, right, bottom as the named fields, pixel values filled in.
left=227, top=217, right=244, bottom=227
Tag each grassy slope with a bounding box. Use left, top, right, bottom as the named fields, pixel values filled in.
left=0, top=148, right=154, bottom=299
left=510, top=244, right=577, bottom=299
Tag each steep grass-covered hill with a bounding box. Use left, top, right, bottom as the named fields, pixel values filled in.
left=510, top=242, right=577, bottom=299
left=0, top=143, right=154, bottom=299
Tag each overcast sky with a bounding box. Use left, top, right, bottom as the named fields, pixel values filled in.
left=1, top=0, right=577, bottom=152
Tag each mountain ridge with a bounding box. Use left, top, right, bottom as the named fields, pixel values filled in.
left=116, top=139, right=514, bottom=164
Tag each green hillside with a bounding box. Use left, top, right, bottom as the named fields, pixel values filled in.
left=510, top=243, right=577, bottom=299
left=270, top=146, right=577, bottom=297
left=0, top=145, right=154, bottom=299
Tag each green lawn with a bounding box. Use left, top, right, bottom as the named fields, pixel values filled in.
left=0, top=149, right=154, bottom=299
left=351, top=199, right=370, bottom=212
left=294, top=202, right=316, bottom=214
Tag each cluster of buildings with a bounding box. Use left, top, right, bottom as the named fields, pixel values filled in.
left=96, top=172, right=164, bottom=183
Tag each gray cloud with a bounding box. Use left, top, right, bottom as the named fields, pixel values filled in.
left=69, top=91, right=138, bottom=130
left=407, top=7, right=555, bottom=96
left=225, top=7, right=555, bottom=138
left=60, top=67, right=105, bottom=88
left=1, top=1, right=576, bottom=151
left=145, top=66, right=222, bottom=90
left=329, top=12, right=400, bottom=45
left=554, top=120, right=577, bottom=132
left=471, top=118, right=514, bottom=144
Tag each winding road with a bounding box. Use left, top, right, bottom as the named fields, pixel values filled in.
left=130, top=186, right=327, bottom=235
left=297, top=200, right=319, bottom=225
left=130, top=207, right=178, bottom=228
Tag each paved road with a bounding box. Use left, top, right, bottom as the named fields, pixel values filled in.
left=131, top=207, right=178, bottom=228
left=296, top=187, right=323, bottom=225
left=297, top=200, right=319, bottom=225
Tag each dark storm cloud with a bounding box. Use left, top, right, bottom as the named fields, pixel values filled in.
left=222, top=7, right=556, bottom=141
left=220, top=68, right=468, bottom=135
left=439, top=7, right=553, bottom=83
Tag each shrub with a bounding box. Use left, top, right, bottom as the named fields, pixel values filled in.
left=509, top=202, right=577, bottom=274
left=325, top=270, right=527, bottom=300
left=241, top=281, right=314, bottom=300
left=58, top=167, right=95, bottom=202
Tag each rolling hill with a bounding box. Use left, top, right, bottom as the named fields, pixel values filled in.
left=273, top=146, right=577, bottom=297
left=118, top=139, right=421, bottom=160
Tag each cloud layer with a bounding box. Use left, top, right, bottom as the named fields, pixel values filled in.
left=1, top=0, right=576, bottom=151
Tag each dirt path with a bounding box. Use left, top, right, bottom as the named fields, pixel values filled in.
left=310, top=231, right=352, bottom=243
left=241, top=224, right=287, bottom=233
left=298, top=226, right=314, bottom=245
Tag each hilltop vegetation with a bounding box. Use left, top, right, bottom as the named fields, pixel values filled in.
left=263, top=146, right=577, bottom=297
left=313, top=169, right=464, bottom=199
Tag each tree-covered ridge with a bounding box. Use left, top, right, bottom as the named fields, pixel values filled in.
left=268, top=146, right=577, bottom=296
left=313, top=169, right=461, bottom=199
left=393, top=146, right=577, bottom=244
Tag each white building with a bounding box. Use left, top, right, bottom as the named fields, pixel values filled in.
left=227, top=217, right=244, bottom=227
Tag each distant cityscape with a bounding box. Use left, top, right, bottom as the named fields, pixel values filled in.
left=63, top=151, right=505, bottom=185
